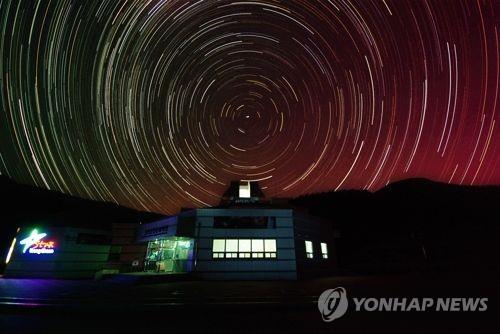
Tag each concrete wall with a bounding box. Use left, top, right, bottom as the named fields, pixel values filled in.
left=107, top=223, right=146, bottom=273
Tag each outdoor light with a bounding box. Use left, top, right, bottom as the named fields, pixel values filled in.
left=176, top=240, right=191, bottom=248
left=5, top=238, right=16, bottom=264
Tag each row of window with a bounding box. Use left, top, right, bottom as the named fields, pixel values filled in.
left=305, top=240, right=328, bottom=259
left=212, top=239, right=276, bottom=259
left=211, top=239, right=329, bottom=260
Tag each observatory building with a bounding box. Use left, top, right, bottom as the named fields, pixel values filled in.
left=4, top=181, right=336, bottom=280
left=128, top=181, right=337, bottom=280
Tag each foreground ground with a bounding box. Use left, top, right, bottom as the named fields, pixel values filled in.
left=0, top=272, right=498, bottom=333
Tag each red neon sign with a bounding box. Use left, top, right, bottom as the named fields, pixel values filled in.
left=29, top=240, right=55, bottom=254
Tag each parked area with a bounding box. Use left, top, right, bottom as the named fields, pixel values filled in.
left=0, top=273, right=497, bottom=333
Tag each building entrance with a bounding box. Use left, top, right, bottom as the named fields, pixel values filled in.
left=144, top=237, right=194, bottom=273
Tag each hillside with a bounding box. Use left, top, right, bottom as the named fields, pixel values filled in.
left=292, top=178, right=500, bottom=274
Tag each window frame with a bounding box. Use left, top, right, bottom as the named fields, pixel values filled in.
left=320, top=242, right=328, bottom=259
left=305, top=240, right=314, bottom=259
left=212, top=238, right=277, bottom=259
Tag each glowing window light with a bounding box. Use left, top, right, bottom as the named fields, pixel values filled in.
left=212, top=239, right=277, bottom=259
left=5, top=238, right=16, bottom=264
left=321, top=242, right=328, bottom=259
left=239, top=181, right=251, bottom=198
left=305, top=240, right=313, bottom=259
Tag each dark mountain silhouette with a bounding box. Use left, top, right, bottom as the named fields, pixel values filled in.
left=292, top=178, right=500, bottom=274
left=0, top=175, right=164, bottom=224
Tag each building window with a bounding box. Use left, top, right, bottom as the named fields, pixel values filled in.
left=225, top=239, right=238, bottom=258
left=305, top=240, right=313, bottom=259
left=251, top=239, right=263, bottom=258
left=212, top=239, right=277, bottom=259
left=321, top=242, right=328, bottom=259
left=238, top=239, right=251, bottom=258
left=212, top=239, right=225, bottom=258
left=239, top=181, right=251, bottom=198
left=264, top=239, right=277, bottom=258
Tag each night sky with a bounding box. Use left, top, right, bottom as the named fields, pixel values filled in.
left=0, top=0, right=498, bottom=214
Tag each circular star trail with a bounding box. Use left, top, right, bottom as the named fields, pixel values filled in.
left=0, top=0, right=498, bottom=213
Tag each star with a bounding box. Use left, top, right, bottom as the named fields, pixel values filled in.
left=19, top=230, right=47, bottom=254
left=0, top=1, right=497, bottom=214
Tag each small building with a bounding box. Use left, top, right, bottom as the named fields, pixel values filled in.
left=133, top=181, right=336, bottom=280
left=4, top=225, right=111, bottom=279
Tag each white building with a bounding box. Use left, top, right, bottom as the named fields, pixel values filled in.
left=135, top=181, right=337, bottom=280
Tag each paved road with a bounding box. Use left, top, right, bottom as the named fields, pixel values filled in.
left=0, top=273, right=498, bottom=333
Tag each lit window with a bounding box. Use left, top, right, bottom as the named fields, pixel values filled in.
left=252, top=239, right=264, bottom=252
left=305, top=240, right=313, bottom=259
left=213, top=239, right=225, bottom=252
left=212, top=239, right=277, bottom=259
left=238, top=239, right=251, bottom=258
left=212, top=239, right=225, bottom=258
left=265, top=239, right=276, bottom=252
left=226, top=239, right=238, bottom=252
left=264, top=239, right=277, bottom=258
left=251, top=239, right=263, bottom=258
left=239, top=239, right=251, bottom=252
left=321, top=242, right=328, bottom=259
left=239, top=181, right=251, bottom=198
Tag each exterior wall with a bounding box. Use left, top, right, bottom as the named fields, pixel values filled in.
left=107, top=223, right=146, bottom=273
left=294, top=212, right=337, bottom=278
left=137, top=216, right=179, bottom=242
left=132, top=216, right=179, bottom=271
left=127, top=206, right=336, bottom=280
left=193, top=208, right=297, bottom=280
left=135, top=215, right=196, bottom=273
left=5, top=227, right=111, bottom=279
